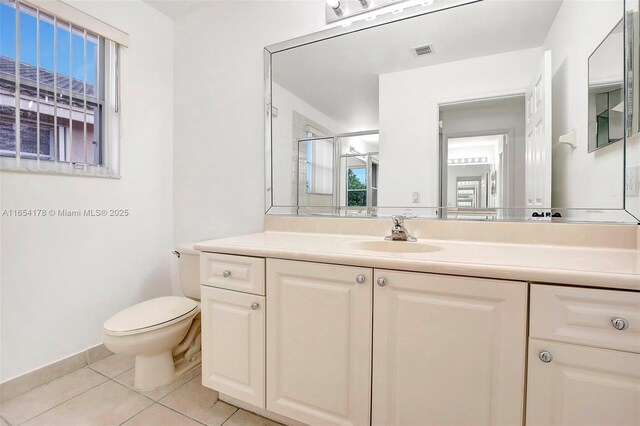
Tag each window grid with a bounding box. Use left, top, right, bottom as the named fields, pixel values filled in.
left=0, top=0, right=113, bottom=175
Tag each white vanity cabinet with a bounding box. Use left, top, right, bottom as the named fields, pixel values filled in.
left=265, top=259, right=373, bottom=426
left=372, top=270, right=528, bottom=426
left=526, top=285, right=640, bottom=425
left=200, top=255, right=266, bottom=409
left=199, top=252, right=639, bottom=426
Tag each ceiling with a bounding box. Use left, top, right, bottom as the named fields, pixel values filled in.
left=143, top=0, right=206, bottom=19
left=272, top=0, right=564, bottom=131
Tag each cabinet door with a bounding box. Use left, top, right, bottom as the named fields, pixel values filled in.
left=372, top=270, right=527, bottom=426
left=201, top=286, right=265, bottom=408
left=527, top=339, right=640, bottom=425
left=266, top=259, right=372, bottom=426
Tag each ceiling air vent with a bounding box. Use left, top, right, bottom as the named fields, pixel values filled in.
left=412, top=44, right=433, bottom=56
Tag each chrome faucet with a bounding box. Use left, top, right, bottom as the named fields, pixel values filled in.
left=385, top=215, right=417, bottom=242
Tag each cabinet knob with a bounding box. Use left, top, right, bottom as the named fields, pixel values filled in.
left=250, top=302, right=259, bottom=310
left=377, top=277, right=388, bottom=287
left=355, top=274, right=366, bottom=284
left=222, top=270, right=231, bottom=278
left=611, top=317, right=629, bottom=331
left=539, top=351, right=553, bottom=363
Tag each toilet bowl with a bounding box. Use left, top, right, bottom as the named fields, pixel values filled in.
left=103, top=244, right=202, bottom=390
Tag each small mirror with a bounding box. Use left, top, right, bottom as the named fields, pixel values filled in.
left=589, top=20, right=624, bottom=152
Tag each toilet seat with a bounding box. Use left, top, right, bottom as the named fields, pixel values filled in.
left=104, top=296, right=199, bottom=337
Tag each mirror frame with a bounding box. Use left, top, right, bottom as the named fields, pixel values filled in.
left=264, top=0, right=640, bottom=224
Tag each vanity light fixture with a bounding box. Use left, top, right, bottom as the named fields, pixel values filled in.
left=448, top=157, right=488, bottom=165
left=327, top=0, right=344, bottom=16
left=326, top=0, right=414, bottom=24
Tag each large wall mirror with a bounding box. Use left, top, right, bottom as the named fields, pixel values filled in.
left=265, top=0, right=640, bottom=223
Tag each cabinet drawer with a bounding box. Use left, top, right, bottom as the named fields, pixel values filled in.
left=200, top=253, right=265, bottom=295
left=531, top=284, right=640, bottom=353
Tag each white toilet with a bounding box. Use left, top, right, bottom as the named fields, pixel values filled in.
left=103, top=244, right=201, bottom=390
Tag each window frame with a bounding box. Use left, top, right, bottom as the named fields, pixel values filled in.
left=0, top=0, right=122, bottom=178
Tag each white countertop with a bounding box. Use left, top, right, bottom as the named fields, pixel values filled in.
left=195, top=231, right=640, bottom=291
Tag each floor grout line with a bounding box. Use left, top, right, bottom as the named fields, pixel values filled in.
left=12, top=377, right=110, bottom=426
left=155, top=403, right=209, bottom=426
left=218, top=405, right=240, bottom=426
left=0, top=414, right=13, bottom=426
left=4, top=358, right=263, bottom=426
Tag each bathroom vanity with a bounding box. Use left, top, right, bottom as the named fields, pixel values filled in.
left=195, top=0, right=640, bottom=423
left=195, top=218, right=640, bottom=426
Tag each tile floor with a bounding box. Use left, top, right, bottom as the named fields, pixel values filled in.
left=0, top=355, right=282, bottom=426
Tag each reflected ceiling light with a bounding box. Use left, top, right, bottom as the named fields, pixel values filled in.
left=327, top=0, right=343, bottom=16
left=448, top=157, right=489, bottom=165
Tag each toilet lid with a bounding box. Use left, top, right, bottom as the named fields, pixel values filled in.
left=104, top=296, right=198, bottom=334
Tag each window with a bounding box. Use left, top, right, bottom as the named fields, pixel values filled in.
left=303, top=136, right=333, bottom=195
left=347, top=166, right=367, bottom=207
left=0, top=0, right=123, bottom=177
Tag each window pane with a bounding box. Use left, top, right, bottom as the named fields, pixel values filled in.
left=56, top=21, right=70, bottom=90
left=86, top=33, right=97, bottom=97
left=0, top=0, right=16, bottom=157
left=87, top=102, right=100, bottom=165
left=38, top=13, right=54, bottom=83
left=56, top=91, right=70, bottom=162
left=0, top=1, right=107, bottom=171
left=19, top=3, right=36, bottom=82
left=70, top=96, right=84, bottom=163
left=19, top=84, right=37, bottom=156
left=38, top=13, right=55, bottom=160
left=38, top=87, right=54, bottom=160
left=347, top=168, right=367, bottom=190
left=0, top=0, right=16, bottom=71
left=348, top=190, right=366, bottom=207
left=71, top=27, right=83, bottom=94
left=0, top=79, right=15, bottom=159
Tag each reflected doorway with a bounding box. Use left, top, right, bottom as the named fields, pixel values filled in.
left=439, top=96, right=526, bottom=219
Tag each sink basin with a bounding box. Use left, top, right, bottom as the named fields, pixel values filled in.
left=348, top=240, right=443, bottom=253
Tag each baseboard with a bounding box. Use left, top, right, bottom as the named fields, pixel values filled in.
left=219, top=394, right=307, bottom=426
left=0, top=344, right=113, bottom=402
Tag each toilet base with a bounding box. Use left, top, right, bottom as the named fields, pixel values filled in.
left=133, top=350, right=202, bottom=391
left=134, top=351, right=175, bottom=390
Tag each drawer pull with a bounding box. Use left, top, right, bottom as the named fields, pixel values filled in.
left=377, top=277, right=388, bottom=287
left=355, top=274, right=366, bottom=284
left=222, top=270, right=231, bottom=278
left=539, top=351, right=553, bottom=363
left=611, top=317, right=629, bottom=331
left=250, top=302, right=260, bottom=310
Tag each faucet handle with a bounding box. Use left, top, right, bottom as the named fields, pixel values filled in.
left=392, top=215, right=405, bottom=226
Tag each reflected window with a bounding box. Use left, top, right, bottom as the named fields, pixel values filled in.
left=347, top=167, right=367, bottom=206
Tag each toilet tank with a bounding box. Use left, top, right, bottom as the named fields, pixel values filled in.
left=175, top=243, right=201, bottom=300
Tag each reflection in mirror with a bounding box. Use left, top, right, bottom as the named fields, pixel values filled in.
left=440, top=96, right=526, bottom=220
left=267, top=0, right=635, bottom=222
left=589, top=20, right=624, bottom=152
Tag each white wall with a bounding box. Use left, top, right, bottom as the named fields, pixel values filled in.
left=0, top=0, right=174, bottom=381
left=378, top=47, right=541, bottom=207
left=173, top=0, right=329, bottom=243
left=545, top=0, right=624, bottom=209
